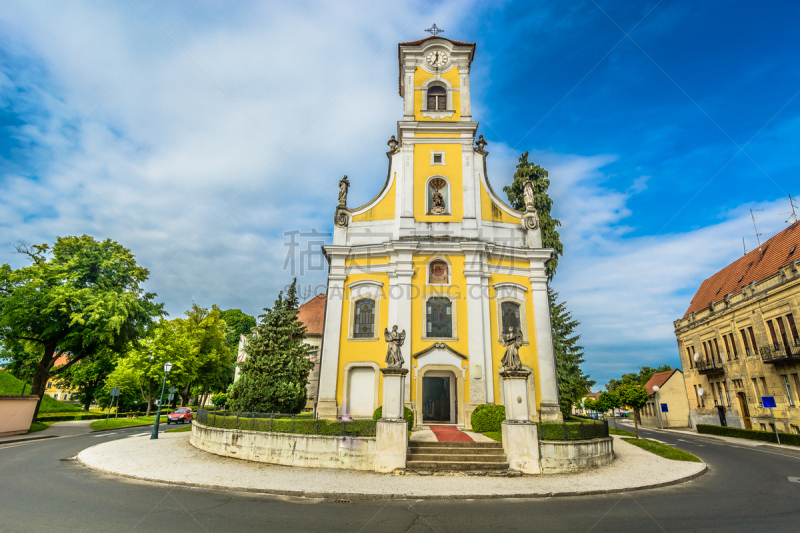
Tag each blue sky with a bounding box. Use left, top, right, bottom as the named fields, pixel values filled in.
left=1, top=1, right=798, bottom=389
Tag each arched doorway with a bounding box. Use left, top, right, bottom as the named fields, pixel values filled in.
left=737, top=392, right=752, bottom=430
left=422, top=370, right=457, bottom=424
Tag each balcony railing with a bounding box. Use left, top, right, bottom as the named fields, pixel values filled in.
left=760, top=341, right=800, bottom=364
left=696, top=359, right=725, bottom=375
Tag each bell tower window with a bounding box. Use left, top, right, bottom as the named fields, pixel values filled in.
left=427, top=85, right=447, bottom=111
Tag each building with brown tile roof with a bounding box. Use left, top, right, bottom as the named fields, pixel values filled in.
left=640, top=369, right=690, bottom=429
left=674, top=220, right=800, bottom=432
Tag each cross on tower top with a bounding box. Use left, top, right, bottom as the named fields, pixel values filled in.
left=424, top=23, right=444, bottom=37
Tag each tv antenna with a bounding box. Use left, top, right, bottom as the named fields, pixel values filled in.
left=779, top=193, right=798, bottom=224
left=750, top=208, right=765, bottom=253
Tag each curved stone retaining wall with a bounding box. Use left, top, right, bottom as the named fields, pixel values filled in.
left=539, top=437, right=614, bottom=473
left=190, top=421, right=376, bottom=470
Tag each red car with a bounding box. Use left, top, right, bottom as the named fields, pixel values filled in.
left=167, top=408, right=193, bottom=424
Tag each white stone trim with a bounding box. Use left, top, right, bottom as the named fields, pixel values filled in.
left=350, top=171, right=396, bottom=217
left=414, top=362, right=467, bottom=426
left=430, top=150, right=446, bottom=166
left=341, top=361, right=380, bottom=419
left=347, top=281, right=383, bottom=342
left=497, top=364, right=538, bottom=421
left=493, top=282, right=530, bottom=344
left=421, top=290, right=459, bottom=342
left=479, top=172, right=521, bottom=219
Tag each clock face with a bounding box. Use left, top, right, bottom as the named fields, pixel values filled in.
left=426, top=50, right=448, bottom=68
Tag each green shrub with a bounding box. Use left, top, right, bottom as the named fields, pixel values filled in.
left=373, top=406, right=414, bottom=429
left=211, top=393, right=228, bottom=407
left=538, top=420, right=608, bottom=441
left=697, top=424, right=800, bottom=446
left=470, top=404, right=506, bottom=433
left=208, top=414, right=377, bottom=437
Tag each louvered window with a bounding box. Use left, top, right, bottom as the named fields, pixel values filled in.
left=427, top=85, right=447, bottom=111
left=353, top=299, right=375, bottom=338
left=426, top=297, right=452, bottom=338
left=501, top=302, right=521, bottom=335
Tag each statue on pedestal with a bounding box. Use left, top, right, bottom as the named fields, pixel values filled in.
left=384, top=325, right=406, bottom=368
left=523, top=177, right=535, bottom=212
left=501, top=327, right=523, bottom=371
left=338, top=175, right=350, bottom=207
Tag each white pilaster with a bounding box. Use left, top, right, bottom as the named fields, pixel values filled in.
left=458, top=63, right=471, bottom=120
left=403, top=63, right=416, bottom=121
left=481, top=273, right=495, bottom=404
left=461, top=243, right=487, bottom=404
left=387, top=243, right=417, bottom=403
left=528, top=254, right=562, bottom=421
left=316, top=248, right=349, bottom=418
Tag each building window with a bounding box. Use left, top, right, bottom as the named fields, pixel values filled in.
left=426, top=297, right=452, bottom=338
left=760, top=423, right=768, bottom=431
left=776, top=317, right=791, bottom=347
left=430, top=151, right=446, bottom=166
left=694, top=384, right=704, bottom=408
left=792, top=425, right=800, bottom=435
left=353, top=298, right=375, bottom=338
left=501, top=301, right=521, bottom=335
left=686, top=347, right=694, bottom=368
left=729, top=333, right=739, bottom=359
left=793, top=374, right=800, bottom=404
left=427, top=85, right=447, bottom=111
left=786, top=313, right=799, bottom=344
left=428, top=260, right=449, bottom=284
left=722, top=381, right=731, bottom=406
left=47, top=381, right=53, bottom=388
left=53, top=394, right=58, bottom=399
left=760, top=377, right=769, bottom=399
left=782, top=375, right=795, bottom=407
left=713, top=338, right=722, bottom=362
left=748, top=327, right=758, bottom=352
left=752, top=378, right=762, bottom=405
left=740, top=329, right=751, bottom=356
left=767, top=320, right=780, bottom=348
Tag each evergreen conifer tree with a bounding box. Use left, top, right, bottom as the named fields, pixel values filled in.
left=228, top=280, right=313, bottom=413
left=504, top=152, right=594, bottom=416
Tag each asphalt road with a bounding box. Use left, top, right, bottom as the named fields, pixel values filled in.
left=2, top=420, right=800, bottom=532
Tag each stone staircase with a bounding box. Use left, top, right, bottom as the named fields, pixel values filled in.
left=406, top=441, right=509, bottom=472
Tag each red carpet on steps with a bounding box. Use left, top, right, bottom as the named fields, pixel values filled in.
left=429, top=425, right=473, bottom=442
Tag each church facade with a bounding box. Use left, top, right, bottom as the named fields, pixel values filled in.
left=316, top=36, right=562, bottom=426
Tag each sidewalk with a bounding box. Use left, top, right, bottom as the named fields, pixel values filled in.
left=78, top=433, right=706, bottom=500
left=0, top=419, right=94, bottom=445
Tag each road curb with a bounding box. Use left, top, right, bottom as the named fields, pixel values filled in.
left=0, top=435, right=59, bottom=446
left=76, top=456, right=708, bottom=501
left=91, top=423, right=156, bottom=433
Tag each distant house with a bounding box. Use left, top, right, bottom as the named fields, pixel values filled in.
left=640, top=369, right=690, bottom=428
left=234, top=294, right=326, bottom=409
left=44, top=355, right=80, bottom=402
left=573, top=391, right=602, bottom=416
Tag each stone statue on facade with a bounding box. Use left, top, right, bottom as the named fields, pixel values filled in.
left=432, top=190, right=444, bottom=209
left=338, top=175, right=350, bottom=207
left=501, top=327, right=523, bottom=371
left=384, top=325, right=406, bottom=368
left=523, top=177, right=535, bottom=212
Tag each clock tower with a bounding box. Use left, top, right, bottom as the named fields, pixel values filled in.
left=316, top=36, right=563, bottom=426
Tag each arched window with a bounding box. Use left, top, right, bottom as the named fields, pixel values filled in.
left=427, top=85, right=447, bottom=111
left=353, top=298, right=375, bottom=338
left=429, top=260, right=449, bottom=284
left=501, top=301, right=521, bottom=335
left=427, top=177, right=448, bottom=215
left=426, top=297, right=452, bottom=338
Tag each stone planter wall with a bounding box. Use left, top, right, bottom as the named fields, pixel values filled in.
left=190, top=421, right=376, bottom=470
left=0, top=395, right=39, bottom=437
left=539, top=437, right=614, bottom=473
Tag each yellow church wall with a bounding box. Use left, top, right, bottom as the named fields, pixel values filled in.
left=409, top=253, right=471, bottom=403
left=486, top=274, right=542, bottom=410
left=345, top=255, right=390, bottom=268
left=480, top=178, right=522, bottom=224
left=413, top=67, right=462, bottom=121
left=334, top=272, right=391, bottom=409
left=351, top=174, right=396, bottom=223
left=486, top=256, right=529, bottom=270
left=413, top=143, right=464, bottom=222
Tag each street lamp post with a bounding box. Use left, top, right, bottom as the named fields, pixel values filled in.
left=150, top=361, right=173, bottom=440
left=652, top=385, right=664, bottom=429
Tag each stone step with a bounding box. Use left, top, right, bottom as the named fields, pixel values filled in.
left=407, top=453, right=508, bottom=463
left=406, top=460, right=510, bottom=471
left=408, top=441, right=502, bottom=449
left=408, top=446, right=506, bottom=456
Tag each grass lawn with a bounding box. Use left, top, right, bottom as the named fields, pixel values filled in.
left=164, top=425, right=192, bottom=433
left=622, top=437, right=701, bottom=462
left=481, top=431, right=502, bottom=441
left=609, top=427, right=637, bottom=437
left=90, top=416, right=166, bottom=431
left=0, top=370, right=83, bottom=414
left=28, top=421, right=52, bottom=433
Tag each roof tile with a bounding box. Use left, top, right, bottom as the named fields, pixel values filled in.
left=297, top=294, right=326, bottom=336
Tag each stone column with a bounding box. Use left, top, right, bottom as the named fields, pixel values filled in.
left=500, top=369, right=540, bottom=474
left=375, top=367, right=409, bottom=473
left=529, top=258, right=562, bottom=422
left=403, top=63, right=416, bottom=121
left=316, top=248, right=349, bottom=418
left=387, top=243, right=416, bottom=405
left=458, top=62, right=471, bottom=120
left=462, top=243, right=488, bottom=405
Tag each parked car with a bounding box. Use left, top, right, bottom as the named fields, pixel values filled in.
left=167, top=408, right=193, bottom=425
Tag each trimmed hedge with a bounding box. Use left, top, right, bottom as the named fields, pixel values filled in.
left=209, top=414, right=377, bottom=437
left=539, top=420, right=608, bottom=441
left=471, top=404, right=506, bottom=433
left=697, top=424, right=800, bottom=446
left=373, top=406, right=414, bottom=430
left=36, top=413, right=106, bottom=422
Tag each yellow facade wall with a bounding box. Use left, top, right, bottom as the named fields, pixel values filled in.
left=480, top=178, right=522, bottom=224
left=413, top=66, right=462, bottom=121
left=487, top=274, right=541, bottom=408
left=335, top=272, right=391, bottom=408
left=351, top=174, right=396, bottom=223
left=414, top=144, right=464, bottom=222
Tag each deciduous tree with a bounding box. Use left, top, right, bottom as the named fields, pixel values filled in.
left=618, top=383, right=649, bottom=439
left=0, top=236, right=163, bottom=421
left=599, top=391, right=621, bottom=429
